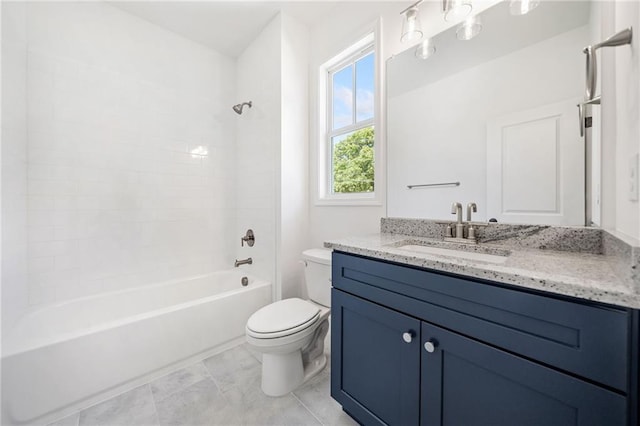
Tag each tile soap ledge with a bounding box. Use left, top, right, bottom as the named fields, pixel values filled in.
left=324, top=218, right=640, bottom=309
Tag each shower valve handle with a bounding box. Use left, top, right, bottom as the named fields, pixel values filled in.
left=241, top=229, right=255, bottom=247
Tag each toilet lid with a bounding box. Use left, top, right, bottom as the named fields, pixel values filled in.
left=302, top=248, right=332, bottom=265
left=247, top=298, right=320, bottom=335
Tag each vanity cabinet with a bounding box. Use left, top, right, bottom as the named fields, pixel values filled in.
left=330, top=251, right=638, bottom=426
left=332, top=289, right=420, bottom=425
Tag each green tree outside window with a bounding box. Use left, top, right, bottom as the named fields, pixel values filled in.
left=332, top=127, right=374, bottom=193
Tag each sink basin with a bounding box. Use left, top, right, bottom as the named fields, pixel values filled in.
left=389, top=240, right=510, bottom=264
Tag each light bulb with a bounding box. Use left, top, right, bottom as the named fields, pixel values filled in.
left=510, top=0, right=540, bottom=16
left=456, top=15, right=482, bottom=41
left=444, top=0, right=472, bottom=23
left=415, top=38, right=436, bottom=59
left=401, top=7, right=424, bottom=43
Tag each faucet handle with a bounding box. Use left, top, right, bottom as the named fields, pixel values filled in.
left=445, top=224, right=453, bottom=238
left=467, top=226, right=476, bottom=240
left=241, top=229, right=255, bottom=247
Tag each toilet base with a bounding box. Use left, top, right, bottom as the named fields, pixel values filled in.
left=303, top=352, right=327, bottom=383
left=261, top=351, right=303, bottom=396
left=261, top=352, right=327, bottom=397
left=251, top=310, right=330, bottom=397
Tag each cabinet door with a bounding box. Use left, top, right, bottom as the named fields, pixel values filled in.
left=331, top=289, right=420, bottom=426
left=421, top=322, right=627, bottom=426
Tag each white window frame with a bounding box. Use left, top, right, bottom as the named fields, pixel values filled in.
left=316, top=24, right=383, bottom=206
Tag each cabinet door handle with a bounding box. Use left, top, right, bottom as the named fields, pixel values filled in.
left=402, top=331, right=415, bottom=343
left=424, top=340, right=438, bottom=353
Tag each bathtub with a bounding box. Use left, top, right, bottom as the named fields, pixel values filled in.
left=1, top=270, right=271, bottom=425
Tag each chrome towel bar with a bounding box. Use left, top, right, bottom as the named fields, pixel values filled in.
left=407, top=181, right=460, bottom=189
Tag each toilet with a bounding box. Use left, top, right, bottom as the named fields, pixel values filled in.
left=245, top=248, right=332, bottom=396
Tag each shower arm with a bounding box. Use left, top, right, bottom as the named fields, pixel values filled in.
left=232, top=101, right=253, bottom=115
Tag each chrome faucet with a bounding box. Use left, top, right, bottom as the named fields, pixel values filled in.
left=451, top=202, right=463, bottom=238
left=466, top=202, right=477, bottom=222
left=234, top=257, right=253, bottom=267
left=445, top=201, right=479, bottom=243
left=466, top=202, right=478, bottom=241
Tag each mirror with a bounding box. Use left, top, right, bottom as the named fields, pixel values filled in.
left=387, top=1, right=599, bottom=225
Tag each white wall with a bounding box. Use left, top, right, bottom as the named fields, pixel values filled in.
left=308, top=3, right=396, bottom=248
left=235, top=14, right=281, bottom=290
left=11, top=2, right=237, bottom=307
left=1, top=2, right=29, bottom=333
left=4, top=2, right=313, bottom=315
left=235, top=12, right=311, bottom=300
left=279, top=14, right=310, bottom=299
left=597, top=0, right=640, bottom=240
left=597, top=1, right=617, bottom=232
left=612, top=0, right=640, bottom=239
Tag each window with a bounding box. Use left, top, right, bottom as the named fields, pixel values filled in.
left=318, top=31, right=380, bottom=205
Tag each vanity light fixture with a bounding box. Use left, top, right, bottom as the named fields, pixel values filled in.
left=400, top=0, right=424, bottom=43
left=509, top=0, right=540, bottom=16
left=415, top=38, right=436, bottom=59
left=443, top=0, right=473, bottom=23
left=456, top=15, right=482, bottom=40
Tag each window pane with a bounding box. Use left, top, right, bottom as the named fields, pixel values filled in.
left=332, top=126, right=375, bottom=194
left=332, top=65, right=353, bottom=130
left=355, top=53, right=374, bottom=122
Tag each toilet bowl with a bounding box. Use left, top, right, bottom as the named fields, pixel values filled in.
left=245, top=248, right=332, bottom=396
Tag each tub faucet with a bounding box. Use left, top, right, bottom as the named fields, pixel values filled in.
left=234, top=257, right=253, bottom=267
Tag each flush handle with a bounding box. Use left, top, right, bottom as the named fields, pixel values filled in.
left=402, top=331, right=415, bottom=343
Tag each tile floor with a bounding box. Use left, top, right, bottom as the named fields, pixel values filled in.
left=47, top=344, right=358, bottom=426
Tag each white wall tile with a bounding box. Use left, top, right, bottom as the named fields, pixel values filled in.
left=16, top=2, right=237, bottom=304
left=28, top=284, right=57, bottom=306
left=28, top=257, right=55, bottom=274
left=2, top=1, right=30, bottom=332
left=235, top=15, right=282, bottom=289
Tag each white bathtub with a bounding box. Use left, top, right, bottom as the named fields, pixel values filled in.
left=1, top=270, right=271, bottom=425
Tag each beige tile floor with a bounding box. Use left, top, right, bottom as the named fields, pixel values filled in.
left=47, top=344, right=358, bottom=426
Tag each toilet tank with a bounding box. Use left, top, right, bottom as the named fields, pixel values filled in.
left=302, top=248, right=332, bottom=307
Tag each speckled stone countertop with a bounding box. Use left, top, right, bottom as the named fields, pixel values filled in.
left=324, top=219, right=640, bottom=309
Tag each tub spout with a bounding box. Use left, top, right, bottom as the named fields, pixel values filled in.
left=235, top=257, right=253, bottom=267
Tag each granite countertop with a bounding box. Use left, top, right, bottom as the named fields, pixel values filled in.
left=324, top=229, right=640, bottom=309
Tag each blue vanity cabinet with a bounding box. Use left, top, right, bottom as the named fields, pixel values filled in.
left=331, top=251, right=635, bottom=426
left=421, top=322, right=626, bottom=426
left=330, top=289, right=421, bottom=425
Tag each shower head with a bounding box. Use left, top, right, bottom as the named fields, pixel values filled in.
left=232, top=101, right=252, bottom=115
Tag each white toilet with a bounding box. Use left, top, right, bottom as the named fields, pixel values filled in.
left=245, top=248, right=332, bottom=396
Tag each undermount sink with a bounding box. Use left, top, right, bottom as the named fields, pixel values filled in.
left=389, top=240, right=511, bottom=264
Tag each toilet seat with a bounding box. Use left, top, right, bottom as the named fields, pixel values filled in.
left=246, top=298, right=320, bottom=339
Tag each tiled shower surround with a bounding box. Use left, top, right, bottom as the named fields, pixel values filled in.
left=13, top=2, right=238, bottom=306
